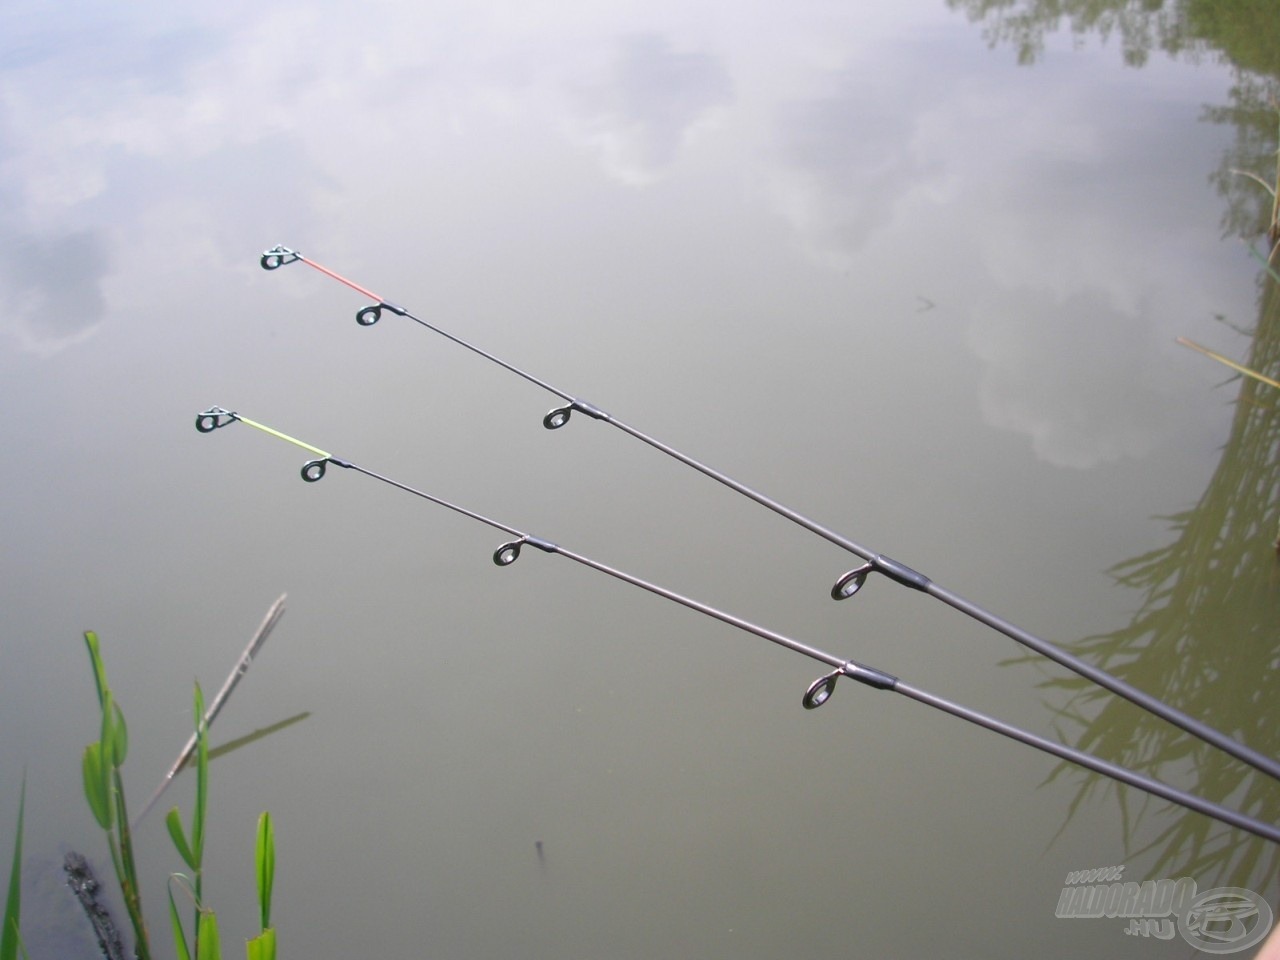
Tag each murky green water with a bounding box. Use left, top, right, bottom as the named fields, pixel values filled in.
left=1, top=1, right=1277, bottom=957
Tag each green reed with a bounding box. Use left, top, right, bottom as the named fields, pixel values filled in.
left=82, top=630, right=152, bottom=960
left=2, top=630, right=278, bottom=960
left=1, top=777, right=26, bottom=960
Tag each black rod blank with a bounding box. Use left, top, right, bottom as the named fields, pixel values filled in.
left=258, top=245, right=1280, bottom=785
left=195, top=407, right=1280, bottom=845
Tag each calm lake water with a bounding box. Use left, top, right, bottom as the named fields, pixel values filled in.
left=2, top=1, right=1278, bottom=957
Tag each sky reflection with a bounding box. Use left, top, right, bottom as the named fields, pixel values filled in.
left=0, top=0, right=1242, bottom=468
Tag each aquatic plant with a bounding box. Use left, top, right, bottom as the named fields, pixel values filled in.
left=81, top=630, right=152, bottom=959
left=1, top=777, right=26, bottom=960
left=160, top=682, right=276, bottom=960
left=2, top=624, right=280, bottom=960
left=247, top=814, right=276, bottom=960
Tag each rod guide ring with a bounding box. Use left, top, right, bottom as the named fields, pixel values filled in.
left=831, top=563, right=874, bottom=600
left=494, top=539, right=526, bottom=566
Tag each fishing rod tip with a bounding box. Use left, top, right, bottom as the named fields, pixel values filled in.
left=195, top=407, right=237, bottom=433
left=260, top=245, right=300, bottom=270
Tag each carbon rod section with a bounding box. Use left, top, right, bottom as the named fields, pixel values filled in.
left=260, top=245, right=1280, bottom=784
left=893, top=681, right=1280, bottom=844
left=197, top=407, right=1280, bottom=844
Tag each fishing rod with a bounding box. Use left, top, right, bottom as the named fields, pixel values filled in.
left=194, top=406, right=1280, bottom=844
left=258, top=244, right=1280, bottom=784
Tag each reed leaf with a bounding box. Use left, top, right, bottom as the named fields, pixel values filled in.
left=195, top=911, right=221, bottom=960
left=111, top=766, right=149, bottom=960
left=186, top=683, right=211, bottom=960
left=166, top=808, right=197, bottom=871
left=83, top=631, right=109, bottom=711
left=82, top=743, right=111, bottom=830
left=192, top=683, right=208, bottom=867
left=80, top=632, right=152, bottom=960
left=205, top=712, right=310, bottom=764
left=245, top=927, right=275, bottom=960
left=1, top=778, right=24, bottom=960
left=167, top=878, right=193, bottom=960
left=98, top=690, right=116, bottom=780
left=254, top=812, right=274, bottom=932
left=109, top=702, right=128, bottom=768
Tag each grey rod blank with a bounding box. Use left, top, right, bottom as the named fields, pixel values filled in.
left=198, top=412, right=1280, bottom=845
left=260, top=245, right=1280, bottom=785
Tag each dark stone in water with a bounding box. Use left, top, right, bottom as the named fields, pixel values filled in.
left=63, top=852, right=126, bottom=960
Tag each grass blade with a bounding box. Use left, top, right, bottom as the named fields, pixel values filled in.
left=82, top=743, right=111, bottom=830
left=109, top=702, right=128, bottom=767
left=83, top=631, right=109, bottom=711
left=195, top=911, right=220, bottom=960
left=166, top=808, right=197, bottom=871
left=167, top=879, right=192, bottom=960
left=255, top=812, right=274, bottom=932
left=206, top=712, right=310, bottom=763
left=1, top=776, right=25, bottom=960
left=192, top=684, right=208, bottom=865
left=245, top=927, right=275, bottom=960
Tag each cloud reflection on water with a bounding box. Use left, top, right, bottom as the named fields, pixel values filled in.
left=768, top=42, right=1236, bottom=468
left=0, top=2, right=1241, bottom=471
left=564, top=34, right=732, bottom=185
left=0, top=229, right=108, bottom=354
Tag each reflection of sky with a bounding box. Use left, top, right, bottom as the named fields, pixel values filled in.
left=0, top=1, right=1241, bottom=466
left=0, top=2, right=1272, bottom=958
left=767, top=40, right=1240, bottom=468
left=565, top=33, right=732, bottom=184
left=0, top=230, right=108, bottom=352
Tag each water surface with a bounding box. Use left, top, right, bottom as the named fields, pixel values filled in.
left=1, top=1, right=1277, bottom=957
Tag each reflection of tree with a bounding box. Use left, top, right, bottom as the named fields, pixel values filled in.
left=1209, top=92, right=1280, bottom=244
left=947, top=0, right=1189, bottom=67
left=947, top=0, right=1276, bottom=71
left=1032, top=269, right=1280, bottom=888
left=949, top=1, right=1280, bottom=237
left=949, top=0, right=1280, bottom=888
